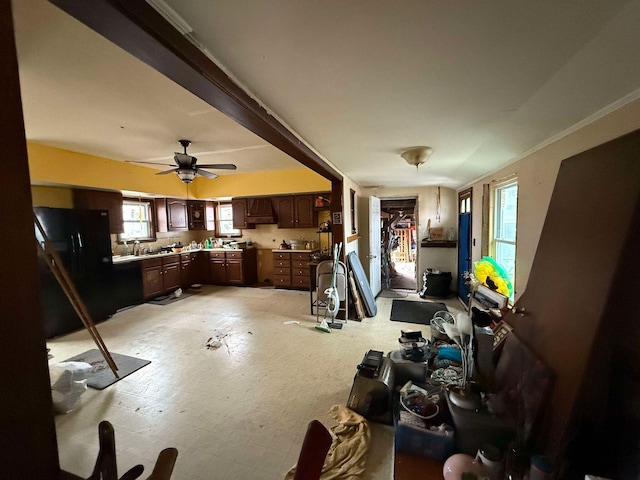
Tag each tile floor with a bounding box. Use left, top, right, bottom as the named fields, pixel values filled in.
left=48, top=286, right=463, bottom=480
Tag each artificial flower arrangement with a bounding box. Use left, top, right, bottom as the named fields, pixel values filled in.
left=472, top=256, right=513, bottom=298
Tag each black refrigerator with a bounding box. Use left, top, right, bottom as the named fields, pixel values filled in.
left=35, top=207, right=116, bottom=338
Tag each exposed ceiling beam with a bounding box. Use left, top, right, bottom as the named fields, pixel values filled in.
left=49, top=0, right=342, bottom=183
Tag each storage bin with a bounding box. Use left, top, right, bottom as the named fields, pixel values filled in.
left=394, top=416, right=456, bottom=461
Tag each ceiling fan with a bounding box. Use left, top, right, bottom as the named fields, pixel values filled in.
left=127, top=140, right=237, bottom=184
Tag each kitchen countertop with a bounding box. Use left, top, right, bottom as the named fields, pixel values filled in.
left=112, top=247, right=253, bottom=264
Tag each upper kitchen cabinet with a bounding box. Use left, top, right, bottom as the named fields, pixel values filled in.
left=245, top=196, right=276, bottom=224
left=73, top=188, right=124, bottom=234
left=231, top=198, right=255, bottom=230
left=156, top=198, right=188, bottom=232
left=188, top=200, right=206, bottom=230
left=276, top=194, right=318, bottom=228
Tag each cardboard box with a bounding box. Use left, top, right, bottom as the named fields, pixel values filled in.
left=429, top=227, right=443, bottom=240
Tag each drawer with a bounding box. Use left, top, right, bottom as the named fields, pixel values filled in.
left=141, top=257, right=162, bottom=268
left=162, top=254, right=180, bottom=265
left=274, top=267, right=290, bottom=276
left=226, top=251, right=243, bottom=259
left=274, top=259, right=291, bottom=268
left=292, top=260, right=310, bottom=268
left=273, top=252, right=290, bottom=260
left=274, top=274, right=292, bottom=286
left=209, top=251, right=225, bottom=259
left=292, top=268, right=310, bottom=277
left=291, top=275, right=311, bottom=287
left=292, top=252, right=312, bottom=261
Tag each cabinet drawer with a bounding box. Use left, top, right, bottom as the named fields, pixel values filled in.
left=292, top=275, right=310, bottom=287
left=273, top=252, right=290, bottom=260
left=273, top=259, right=291, bottom=268
left=292, top=267, right=309, bottom=277
left=292, top=260, right=310, bottom=268
left=292, top=253, right=312, bottom=261
left=209, top=251, right=225, bottom=259
left=274, top=267, right=290, bottom=276
left=162, top=254, right=180, bottom=265
left=274, top=275, right=292, bottom=286
left=226, top=251, right=243, bottom=259
left=142, top=258, right=162, bottom=268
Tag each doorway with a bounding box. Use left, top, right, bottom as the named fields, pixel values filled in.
left=457, top=188, right=472, bottom=304
left=380, top=197, right=418, bottom=294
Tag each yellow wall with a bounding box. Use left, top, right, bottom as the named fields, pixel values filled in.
left=31, top=185, right=74, bottom=208
left=27, top=142, right=330, bottom=199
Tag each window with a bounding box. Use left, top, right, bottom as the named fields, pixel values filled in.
left=217, top=203, right=241, bottom=237
left=121, top=198, right=155, bottom=241
left=490, top=179, right=518, bottom=298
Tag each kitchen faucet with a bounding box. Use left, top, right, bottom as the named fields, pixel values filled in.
left=123, top=240, right=129, bottom=255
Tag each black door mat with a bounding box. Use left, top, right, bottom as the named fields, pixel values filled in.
left=390, top=299, right=448, bottom=325
left=147, top=291, right=198, bottom=305
left=63, top=349, right=151, bottom=390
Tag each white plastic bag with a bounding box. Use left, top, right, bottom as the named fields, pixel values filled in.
left=49, top=361, right=92, bottom=414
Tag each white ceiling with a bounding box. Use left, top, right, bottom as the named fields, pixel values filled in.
left=13, top=0, right=640, bottom=188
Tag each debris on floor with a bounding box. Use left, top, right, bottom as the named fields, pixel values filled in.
left=283, top=321, right=300, bottom=325
left=205, top=332, right=228, bottom=350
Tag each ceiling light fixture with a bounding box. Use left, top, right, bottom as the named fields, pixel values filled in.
left=176, top=169, right=197, bottom=184
left=401, top=146, right=433, bottom=169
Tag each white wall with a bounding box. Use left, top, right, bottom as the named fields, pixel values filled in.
left=359, top=185, right=459, bottom=290
left=343, top=176, right=362, bottom=256
left=466, top=96, right=640, bottom=301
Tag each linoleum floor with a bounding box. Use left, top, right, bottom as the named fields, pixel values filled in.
left=48, top=285, right=462, bottom=480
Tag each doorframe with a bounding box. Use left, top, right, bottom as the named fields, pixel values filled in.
left=380, top=196, right=419, bottom=292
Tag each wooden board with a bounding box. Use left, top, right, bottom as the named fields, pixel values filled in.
left=349, top=271, right=365, bottom=320
left=347, top=252, right=377, bottom=317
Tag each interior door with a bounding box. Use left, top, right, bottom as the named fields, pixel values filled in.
left=457, top=188, right=473, bottom=304
left=368, top=196, right=382, bottom=297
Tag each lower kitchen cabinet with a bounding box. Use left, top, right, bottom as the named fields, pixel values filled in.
left=273, top=251, right=315, bottom=290
left=180, top=252, right=205, bottom=288
left=141, top=254, right=181, bottom=299
left=209, top=249, right=257, bottom=285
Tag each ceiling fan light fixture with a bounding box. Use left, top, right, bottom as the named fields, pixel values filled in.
left=176, top=169, right=196, bottom=184
left=401, top=146, right=433, bottom=169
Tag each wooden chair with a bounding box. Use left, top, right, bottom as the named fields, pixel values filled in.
left=293, top=420, right=333, bottom=480
left=87, top=421, right=178, bottom=480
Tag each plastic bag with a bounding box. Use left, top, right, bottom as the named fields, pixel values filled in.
left=49, top=361, right=92, bottom=414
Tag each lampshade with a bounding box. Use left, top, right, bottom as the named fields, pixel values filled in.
left=176, top=169, right=196, bottom=184
left=401, top=146, right=433, bottom=169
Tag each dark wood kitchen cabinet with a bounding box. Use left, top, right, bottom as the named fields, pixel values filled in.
left=141, top=258, right=163, bottom=299
left=188, top=200, right=206, bottom=230
left=276, top=194, right=317, bottom=228
left=141, top=255, right=181, bottom=298
left=208, top=249, right=257, bottom=285
left=181, top=252, right=205, bottom=288
left=73, top=188, right=124, bottom=234
left=155, top=198, right=188, bottom=232
left=231, top=198, right=254, bottom=230
left=167, top=199, right=188, bottom=231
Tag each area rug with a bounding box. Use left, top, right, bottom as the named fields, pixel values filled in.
left=63, top=349, right=151, bottom=390
left=147, top=291, right=197, bottom=305
left=390, top=299, right=448, bottom=325
left=378, top=289, right=409, bottom=298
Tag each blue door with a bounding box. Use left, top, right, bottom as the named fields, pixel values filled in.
left=457, top=212, right=472, bottom=304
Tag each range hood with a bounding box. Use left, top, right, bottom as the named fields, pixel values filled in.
left=245, top=197, right=276, bottom=224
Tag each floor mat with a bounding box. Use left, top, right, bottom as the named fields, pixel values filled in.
left=378, top=289, right=409, bottom=298
left=147, top=291, right=197, bottom=305
left=62, top=349, right=151, bottom=390
left=390, top=299, right=448, bottom=325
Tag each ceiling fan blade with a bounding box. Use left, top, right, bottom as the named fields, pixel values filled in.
left=196, top=169, right=219, bottom=179
left=126, top=160, right=175, bottom=166
left=156, top=168, right=178, bottom=175
left=174, top=152, right=195, bottom=167
left=196, top=163, right=237, bottom=170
